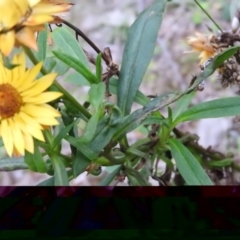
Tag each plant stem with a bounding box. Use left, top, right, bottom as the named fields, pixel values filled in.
left=194, top=0, right=222, bottom=32
left=23, top=46, right=91, bottom=120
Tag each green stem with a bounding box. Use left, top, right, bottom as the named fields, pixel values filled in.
left=23, top=46, right=91, bottom=120
left=194, top=0, right=222, bottom=32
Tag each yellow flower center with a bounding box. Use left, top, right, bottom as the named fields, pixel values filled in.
left=0, top=83, right=22, bottom=119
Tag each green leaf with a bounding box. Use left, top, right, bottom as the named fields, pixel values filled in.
left=208, top=159, right=233, bottom=167
left=172, top=91, right=195, bottom=120
left=214, top=46, right=240, bottom=69
left=43, top=56, right=69, bottom=76
left=110, top=77, right=149, bottom=106
left=37, top=169, right=73, bottom=186
left=43, top=57, right=57, bottom=72
left=65, top=136, right=98, bottom=161
left=167, top=106, right=173, bottom=123
left=95, top=157, right=112, bottom=166
left=36, top=27, right=48, bottom=61
left=52, top=154, right=69, bottom=186
left=2, top=55, right=19, bottom=69
left=113, top=91, right=183, bottom=141
left=78, top=112, right=99, bottom=143
left=174, top=97, right=240, bottom=125
left=72, top=151, right=91, bottom=178
left=88, top=105, right=124, bottom=153
left=51, top=27, right=90, bottom=68
left=65, top=72, right=90, bottom=86
left=0, top=157, right=28, bottom=171
left=96, top=53, right=102, bottom=83
left=126, top=148, right=149, bottom=159
left=52, top=119, right=79, bottom=149
left=24, top=143, right=47, bottom=173
left=125, top=166, right=151, bottom=186
left=53, top=51, right=97, bottom=84
left=99, top=165, right=122, bottom=186
left=51, top=57, right=70, bottom=75
left=169, top=138, right=213, bottom=185
left=89, top=83, right=105, bottom=110
left=117, top=0, right=167, bottom=115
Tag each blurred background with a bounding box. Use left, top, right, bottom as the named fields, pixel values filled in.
left=1, top=0, right=240, bottom=185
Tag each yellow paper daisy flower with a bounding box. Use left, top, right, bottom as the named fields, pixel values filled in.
left=187, top=32, right=216, bottom=65
left=0, top=52, right=62, bottom=157
left=0, top=0, right=73, bottom=56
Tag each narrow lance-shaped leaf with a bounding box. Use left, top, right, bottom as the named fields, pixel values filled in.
left=24, top=142, right=47, bottom=173
left=77, top=83, right=105, bottom=143
left=52, top=119, right=79, bottom=149
left=111, top=77, right=150, bottom=106
left=51, top=27, right=90, bottom=68
left=112, top=46, right=240, bottom=141
left=52, top=154, right=69, bottom=186
left=65, top=72, right=90, bottom=86
left=213, top=45, right=240, bottom=68
left=99, top=165, right=122, bottom=186
left=35, top=26, right=48, bottom=61
left=96, top=53, right=102, bottom=83
left=169, top=138, right=213, bottom=185
left=53, top=51, right=98, bottom=84
left=78, top=112, right=99, bottom=144
left=89, top=82, right=105, bottom=111
left=173, top=97, right=240, bottom=125
left=172, top=91, right=195, bottom=120
left=117, top=0, right=167, bottom=115
left=72, top=151, right=91, bottom=178
left=0, top=157, right=28, bottom=171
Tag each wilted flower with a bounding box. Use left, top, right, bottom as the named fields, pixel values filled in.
left=187, top=32, right=216, bottom=65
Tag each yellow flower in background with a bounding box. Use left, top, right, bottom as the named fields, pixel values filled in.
left=0, top=52, right=62, bottom=157
left=0, top=0, right=73, bottom=56
left=187, top=32, right=216, bottom=65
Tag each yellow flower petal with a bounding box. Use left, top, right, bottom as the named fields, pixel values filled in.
left=10, top=52, right=26, bottom=83
left=22, top=132, right=34, bottom=153
left=21, top=73, right=57, bottom=97
left=35, top=117, right=59, bottom=125
left=16, top=62, right=43, bottom=90
left=0, top=31, right=15, bottom=56
left=16, top=111, right=43, bottom=130
left=15, top=27, right=38, bottom=51
left=28, top=0, right=41, bottom=7
left=8, top=118, right=25, bottom=155
left=25, top=124, right=45, bottom=142
left=0, top=0, right=27, bottom=30
left=23, top=91, right=62, bottom=104
left=32, top=2, right=72, bottom=15
left=15, top=113, right=44, bottom=141
left=22, top=104, right=61, bottom=117
left=26, top=14, right=54, bottom=26
left=1, top=119, right=13, bottom=157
